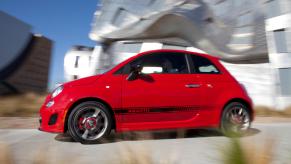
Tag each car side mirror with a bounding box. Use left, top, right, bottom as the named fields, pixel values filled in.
left=126, top=64, right=142, bottom=81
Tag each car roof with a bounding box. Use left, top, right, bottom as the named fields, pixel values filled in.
left=135, top=49, right=220, bottom=61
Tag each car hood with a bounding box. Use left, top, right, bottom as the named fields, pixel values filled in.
left=65, top=75, right=102, bottom=87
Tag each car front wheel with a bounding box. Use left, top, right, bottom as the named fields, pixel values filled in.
left=220, top=102, right=251, bottom=137
left=68, top=101, right=112, bottom=143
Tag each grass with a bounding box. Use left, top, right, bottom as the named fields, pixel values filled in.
left=221, top=137, right=275, bottom=164
left=0, top=140, right=177, bottom=164
left=113, top=145, right=155, bottom=164
left=255, top=106, right=291, bottom=117
left=0, top=143, right=13, bottom=164
left=221, top=139, right=247, bottom=164
left=0, top=93, right=46, bottom=117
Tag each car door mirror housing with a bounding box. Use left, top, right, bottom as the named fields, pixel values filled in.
left=126, top=64, right=142, bottom=81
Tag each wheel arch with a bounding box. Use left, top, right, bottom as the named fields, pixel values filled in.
left=64, top=97, right=116, bottom=132
left=221, top=98, right=254, bottom=122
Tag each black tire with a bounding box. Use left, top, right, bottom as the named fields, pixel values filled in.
left=68, top=101, right=112, bottom=143
left=220, top=102, right=251, bottom=137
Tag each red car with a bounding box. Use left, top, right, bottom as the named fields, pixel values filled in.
left=39, top=49, right=254, bottom=143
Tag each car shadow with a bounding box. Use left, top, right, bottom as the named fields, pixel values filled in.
left=54, top=128, right=261, bottom=144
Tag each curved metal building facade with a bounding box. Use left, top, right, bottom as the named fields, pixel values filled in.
left=90, top=0, right=268, bottom=63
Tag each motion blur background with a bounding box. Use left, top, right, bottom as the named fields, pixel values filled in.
left=1, top=1, right=291, bottom=164
left=0, top=0, right=291, bottom=116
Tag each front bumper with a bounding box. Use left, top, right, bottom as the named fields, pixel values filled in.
left=39, top=104, right=66, bottom=133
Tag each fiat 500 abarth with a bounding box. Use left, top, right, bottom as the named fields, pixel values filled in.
left=39, top=49, right=254, bottom=143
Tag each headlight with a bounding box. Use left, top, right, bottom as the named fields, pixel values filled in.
left=51, top=85, right=63, bottom=98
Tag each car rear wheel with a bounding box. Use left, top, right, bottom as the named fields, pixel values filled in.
left=68, top=101, right=112, bottom=143
left=220, top=102, right=251, bottom=137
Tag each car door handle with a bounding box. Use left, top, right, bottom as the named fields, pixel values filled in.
left=185, top=84, right=201, bottom=88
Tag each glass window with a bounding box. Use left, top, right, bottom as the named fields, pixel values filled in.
left=73, top=75, right=78, bottom=80
left=274, top=29, right=288, bottom=53
left=121, top=52, right=189, bottom=74
left=190, top=55, right=220, bottom=74
left=88, top=56, right=92, bottom=67
left=74, top=56, right=80, bottom=68
left=279, top=68, right=291, bottom=96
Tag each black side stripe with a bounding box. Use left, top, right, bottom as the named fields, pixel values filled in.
left=114, top=106, right=204, bottom=115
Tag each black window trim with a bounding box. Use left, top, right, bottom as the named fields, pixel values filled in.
left=185, top=53, right=192, bottom=74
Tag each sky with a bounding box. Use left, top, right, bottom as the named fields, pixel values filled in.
left=0, top=0, right=99, bottom=90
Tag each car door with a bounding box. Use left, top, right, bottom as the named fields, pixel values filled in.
left=120, top=52, right=204, bottom=125
left=187, top=54, right=224, bottom=124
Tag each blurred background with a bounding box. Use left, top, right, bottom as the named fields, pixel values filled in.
left=0, top=0, right=291, bottom=117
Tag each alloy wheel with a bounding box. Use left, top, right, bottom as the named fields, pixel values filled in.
left=72, top=106, right=109, bottom=141
left=221, top=103, right=251, bottom=136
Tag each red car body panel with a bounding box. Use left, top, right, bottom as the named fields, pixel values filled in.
left=39, top=49, right=254, bottom=133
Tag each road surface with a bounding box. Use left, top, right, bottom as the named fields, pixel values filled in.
left=0, top=123, right=291, bottom=164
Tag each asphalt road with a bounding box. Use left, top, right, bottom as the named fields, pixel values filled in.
left=0, top=123, right=291, bottom=164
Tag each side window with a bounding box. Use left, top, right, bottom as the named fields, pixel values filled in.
left=121, top=52, right=189, bottom=74
left=137, top=54, right=164, bottom=74
left=164, top=53, right=188, bottom=74
left=190, top=55, right=220, bottom=74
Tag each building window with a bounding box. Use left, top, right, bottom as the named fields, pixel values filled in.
left=73, top=75, right=78, bottom=80
left=279, top=68, right=291, bottom=96
left=88, top=56, right=92, bottom=67
left=74, top=56, right=80, bottom=68
left=274, top=29, right=288, bottom=53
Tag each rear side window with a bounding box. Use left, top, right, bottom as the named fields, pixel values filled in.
left=190, top=55, right=220, bottom=74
